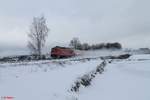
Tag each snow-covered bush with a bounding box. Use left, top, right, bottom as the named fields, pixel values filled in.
left=71, top=60, right=107, bottom=92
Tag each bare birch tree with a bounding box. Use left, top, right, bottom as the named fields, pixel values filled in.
left=27, top=15, right=49, bottom=58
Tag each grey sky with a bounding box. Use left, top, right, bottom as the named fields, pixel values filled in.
left=0, top=0, right=150, bottom=56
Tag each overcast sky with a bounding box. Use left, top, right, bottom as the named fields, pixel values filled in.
left=0, top=0, right=150, bottom=56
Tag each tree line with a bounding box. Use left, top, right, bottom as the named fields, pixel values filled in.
left=69, top=37, right=122, bottom=50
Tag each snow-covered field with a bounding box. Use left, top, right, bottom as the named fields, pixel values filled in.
left=75, top=49, right=127, bottom=58
left=0, top=58, right=103, bottom=100
left=0, top=53, right=150, bottom=100
left=78, top=55, right=150, bottom=100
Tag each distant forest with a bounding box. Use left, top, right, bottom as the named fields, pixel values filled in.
left=69, top=38, right=122, bottom=50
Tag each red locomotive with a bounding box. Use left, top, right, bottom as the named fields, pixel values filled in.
left=51, top=46, right=76, bottom=58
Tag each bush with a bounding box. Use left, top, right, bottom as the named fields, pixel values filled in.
left=70, top=60, right=107, bottom=92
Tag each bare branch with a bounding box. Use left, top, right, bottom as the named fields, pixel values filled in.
left=27, top=15, right=49, bottom=58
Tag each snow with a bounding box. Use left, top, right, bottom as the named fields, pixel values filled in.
left=0, top=59, right=102, bottom=100
left=78, top=55, right=150, bottom=100
left=129, top=54, right=150, bottom=60
left=75, top=49, right=127, bottom=58
left=0, top=53, right=150, bottom=100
